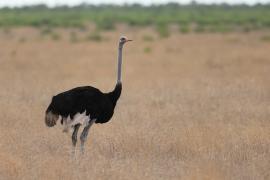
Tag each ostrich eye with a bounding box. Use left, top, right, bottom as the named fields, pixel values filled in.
left=120, top=37, right=126, bottom=41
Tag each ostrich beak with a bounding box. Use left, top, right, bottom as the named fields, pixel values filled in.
left=126, top=39, right=133, bottom=42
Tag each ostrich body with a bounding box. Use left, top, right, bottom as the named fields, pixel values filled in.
left=45, top=36, right=131, bottom=153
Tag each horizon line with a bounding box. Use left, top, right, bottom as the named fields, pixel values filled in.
left=0, top=1, right=270, bottom=8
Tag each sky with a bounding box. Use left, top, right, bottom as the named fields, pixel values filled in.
left=0, top=0, right=269, bottom=7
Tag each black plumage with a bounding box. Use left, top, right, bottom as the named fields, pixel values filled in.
left=45, top=83, right=122, bottom=125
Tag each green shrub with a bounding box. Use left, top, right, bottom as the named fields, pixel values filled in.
left=243, top=25, right=252, bottom=33
left=209, top=24, right=232, bottom=33
left=40, top=27, right=52, bottom=36
left=70, top=31, right=79, bottom=43
left=156, top=23, right=170, bottom=38
left=179, top=24, right=190, bottom=33
left=51, top=32, right=61, bottom=40
left=3, top=27, right=11, bottom=34
left=86, top=31, right=102, bottom=42
left=19, top=37, right=27, bottom=43
left=96, top=18, right=115, bottom=31
left=142, top=35, right=154, bottom=42
left=144, top=47, right=152, bottom=53
left=260, top=35, right=270, bottom=42
left=194, top=25, right=205, bottom=33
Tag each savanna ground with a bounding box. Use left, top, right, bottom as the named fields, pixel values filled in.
left=0, top=27, right=269, bottom=180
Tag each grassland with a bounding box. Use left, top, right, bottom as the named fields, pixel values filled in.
left=0, top=26, right=269, bottom=179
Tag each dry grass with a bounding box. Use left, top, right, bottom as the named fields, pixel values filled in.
left=0, top=28, right=269, bottom=180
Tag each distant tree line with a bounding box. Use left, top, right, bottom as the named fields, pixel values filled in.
left=0, top=3, right=269, bottom=33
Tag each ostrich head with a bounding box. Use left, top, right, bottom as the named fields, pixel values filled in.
left=119, top=36, right=132, bottom=46
left=116, top=35, right=132, bottom=84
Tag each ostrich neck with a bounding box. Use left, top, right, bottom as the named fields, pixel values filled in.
left=105, top=43, right=123, bottom=106
left=117, top=44, right=123, bottom=84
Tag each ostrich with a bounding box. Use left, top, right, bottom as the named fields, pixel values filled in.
left=45, top=36, right=132, bottom=153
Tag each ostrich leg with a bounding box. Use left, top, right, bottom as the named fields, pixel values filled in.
left=80, top=119, right=96, bottom=153
left=72, top=124, right=80, bottom=155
